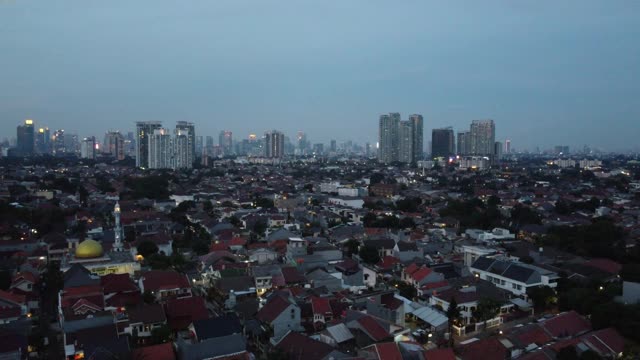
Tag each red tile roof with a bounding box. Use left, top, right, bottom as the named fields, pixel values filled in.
left=458, top=337, right=508, bottom=360
left=256, top=296, right=293, bottom=324
left=165, top=296, right=209, bottom=330
left=141, top=270, right=190, bottom=291
left=421, top=280, right=448, bottom=290
left=404, top=263, right=420, bottom=275
left=311, top=297, right=332, bottom=315
left=357, top=316, right=390, bottom=341
left=281, top=267, right=305, bottom=284
left=584, top=258, right=622, bottom=275
left=377, top=256, right=400, bottom=270
left=540, top=311, right=591, bottom=338
left=372, top=342, right=403, bottom=360
left=101, top=273, right=139, bottom=294
left=411, top=267, right=433, bottom=282
left=0, top=290, right=26, bottom=306
left=511, top=324, right=553, bottom=346
left=424, top=348, right=455, bottom=360
left=580, top=327, right=625, bottom=356
left=275, top=331, right=334, bottom=359
left=131, top=343, right=176, bottom=360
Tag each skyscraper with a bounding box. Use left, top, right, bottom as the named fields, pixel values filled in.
left=504, top=139, right=511, bottom=154
left=398, top=121, right=414, bottom=163
left=195, top=136, right=203, bottom=158
left=296, top=131, right=308, bottom=155
left=148, top=128, right=174, bottom=169
left=409, top=114, right=424, bottom=162
left=219, top=131, right=233, bottom=156
left=81, top=137, right=96, bottom=159
left=35, top=127, right=50, bottom=155
left=174, top=128, right=192, bottom=169
left=136, top=121, right=162, bottom=168
left=457, top=131, right=471, bottom=155
left=16, top=119, right=35, bottom=156
left=104, top=131, right=125, bottom=160
left=330, top=139, right=337, bottom=153
left=53, top=129, right=66, bottom=156
left=264, top=130, right=285, bottom=158
left=175, top=121, right=195, bottom=165
left=494, top=141, right=503, bottom=161
left=431, top=127, right=455, bottom=159
left=470, top=119, right=495, bottom=156
left=378, top=113, right=400, bottom=163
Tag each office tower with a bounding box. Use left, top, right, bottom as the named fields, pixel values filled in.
left=554, top=145, right=570, bottom=155
left=81, top=137, right=96, bottom=159
left=194, top=136, right=203, bottom=158
left=35, top=127, right=51, bottom=155
left=148, top=128, right=174, bottom=169
left=264, top=130, right=285, bottom=158
left=457, top=131, right=471, bottom=155
left=409, top=114, right=424, bottom=162
left=313, top=143, right=324, bottom=155
left=504, top=139, right=511, bottom=154
left=398, top=121, right=414, bottom=163
left=205, top=136, right=214, bottom=148
left=330, top=139, right=337, bottom=153
left=431, top=127, right=455, bottom=159
left=494, top=142, right=503, bottom=161
left=53, top=129, right=66, bottom=156
left=103, top=131, right=125, bottom=160
left=365, top=142, right=371, bottom=157
left=378, top=113, right=400, bottom=163
left=174, top=128, right=192, bottom=169
left=296, top=131, right=307, bottom=155
left=135, top=121, right=162, bottom=168
left=16, top=119, right=35, bottom=156
left=175, top=121, right=195, bottom=165
left=64, top=134, right=80, bottom=156
left=470, top=119, right=495, bottom=156
left=219, top=131, right=233, bottom=156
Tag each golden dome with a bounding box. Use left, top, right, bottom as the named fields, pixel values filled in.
left=75, top=239, right=104, bottom=259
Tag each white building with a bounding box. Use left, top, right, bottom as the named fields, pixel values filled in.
left=470, top=257, right=559, bottom=297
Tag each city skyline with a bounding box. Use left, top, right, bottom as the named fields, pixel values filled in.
left=1, top=1, right=640, bottom=151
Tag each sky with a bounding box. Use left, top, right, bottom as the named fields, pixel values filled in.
left=1, top=0, right=639, bottom=151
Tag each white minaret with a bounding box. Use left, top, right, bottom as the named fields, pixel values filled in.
left=114, top=201, right=123, bottom=251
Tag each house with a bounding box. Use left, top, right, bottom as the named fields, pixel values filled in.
left=101, top=273, right=141, bottom=309
left=274, top=331, right=341, bottom=360
left=177, top=333, right=250, bottom=360
left=394, top=241, right=424, bottom=263
left=470, top=256, right=559, bottom=297
left=248, top=248, right=279, bottom=264
left=0, top=290, right=28, bottom=324
left=132, top=343, right=176, bottom=360
left=364, top=238, right=396, bottom=258
left=139, top=270, right=192, bottom=303
left=255, top=295, right=302, bottom=340
left=165, top=296, right=209, bottom=331
left=125, top=304, right=167, bottom=339
left=306, top=268, right=343, bottom=292
left=538, top=311, right=591, bottom=339
left=402, top=263, right=445, bottom=289
left=190, top=314, right=242, bottom=342
left=8, top=271, right=38, bottom=312
left=366, top=292, right=405, bottom=327
left=311, top=296, right=333, bottom=325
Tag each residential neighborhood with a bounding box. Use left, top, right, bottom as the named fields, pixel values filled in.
left=0, top=155, right=639, bottom=359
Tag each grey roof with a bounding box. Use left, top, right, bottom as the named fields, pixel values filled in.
left=325, top=323, right=354, bottom=343
left=266, top=228, right=297, bottom=242
left=363, top=238, right=395, bottom=249
left=471, top=257, right=543, bottom=284
left=63, top=264, right=100, bottom=289
left=411, top=306, right=448, bottom=327
left=178, top=333, right=246, bottom=360
left=193, top=314, right=242, bottom=341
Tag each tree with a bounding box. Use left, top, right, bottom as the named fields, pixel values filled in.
left=344, top=239, right=359, bottom=257
left=228, top=216, right=243, bottom=228
left=137, top=240, right=159, bottom=258
left=359, top=246, right=380, bottom=265
left=446, top=297, right=461, bottom=347
left=473, top=298, right=501, bottom=327
left=143, top=290, right=155, bottom=304
left=0, top=270, right=11, bottom=290
left=557, top=345, right=579, bottom=360
left=150, top=324, right=172, bottom=344
left=527, top=286, right=557, bottom=310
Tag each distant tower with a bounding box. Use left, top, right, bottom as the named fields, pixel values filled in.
left=113, top=202, right=123, bottom=251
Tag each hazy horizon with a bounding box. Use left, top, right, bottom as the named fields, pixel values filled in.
left=1, top=1, right=639, bottom=151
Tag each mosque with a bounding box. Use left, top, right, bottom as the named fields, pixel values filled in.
left=60, top=202, right=141, bottom=276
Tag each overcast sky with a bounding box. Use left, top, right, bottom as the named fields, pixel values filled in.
left=1, top=0, right=639, bottom=151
